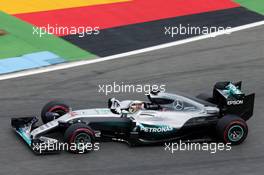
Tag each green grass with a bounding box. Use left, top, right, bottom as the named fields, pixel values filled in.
left=0, top=11, right=95, bottom=61
left=235, top=0, right=264, bottom=15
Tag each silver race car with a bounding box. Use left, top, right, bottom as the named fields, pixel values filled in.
left=11, top=81, right=255, bottom=154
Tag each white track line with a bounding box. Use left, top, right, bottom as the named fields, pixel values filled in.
left=0, top=20, right=264, bottom=81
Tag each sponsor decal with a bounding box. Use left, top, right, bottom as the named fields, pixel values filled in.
left=227, top=100, right=243, bottom=105
left=94, top=131, right=101, bottom=138
left=140, top=126, right=173, bottom=133
left=69, top=111, right=77, bottom=117
left=96, top=109, right=111, bottom=114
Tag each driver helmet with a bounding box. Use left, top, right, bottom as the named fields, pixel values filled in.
left=128, top=100, right=144, bottom=113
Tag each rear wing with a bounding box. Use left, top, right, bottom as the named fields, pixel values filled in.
left=212, top=81, right=255, bottom=121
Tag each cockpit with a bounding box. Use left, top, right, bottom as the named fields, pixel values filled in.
left=147, top=92, right=203, bottom=112
left=108, top=91, right=204, bottom=115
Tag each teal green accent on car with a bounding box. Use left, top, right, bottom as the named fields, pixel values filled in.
left=225, top=83, right=242, bottom=96
left=228, top=125, right=244, bottom=142
left=17, top=128, right=32, bottom=146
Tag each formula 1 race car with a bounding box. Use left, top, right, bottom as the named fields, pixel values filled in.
left=11, top=81, right=255, bottom=154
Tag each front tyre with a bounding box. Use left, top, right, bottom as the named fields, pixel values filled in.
left=41, top=100, right=70, bottom=124
left=64, top=123, right=95, bottom=154
left=216, top=115, right=248, bottom=145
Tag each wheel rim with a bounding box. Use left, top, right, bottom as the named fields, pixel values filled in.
left=74, top=132, right=91, bottom=149
left=228, top=125, right=244, bottom=142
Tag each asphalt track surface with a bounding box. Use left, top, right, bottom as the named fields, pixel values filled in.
left=0, top=25, right=264, bottom=175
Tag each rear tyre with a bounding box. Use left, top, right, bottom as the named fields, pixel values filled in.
left=216, top=115, right=248, bottom=145
left=64, top=123, right=94, bottom=154
left=41, top=100, right=70, bottom=124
